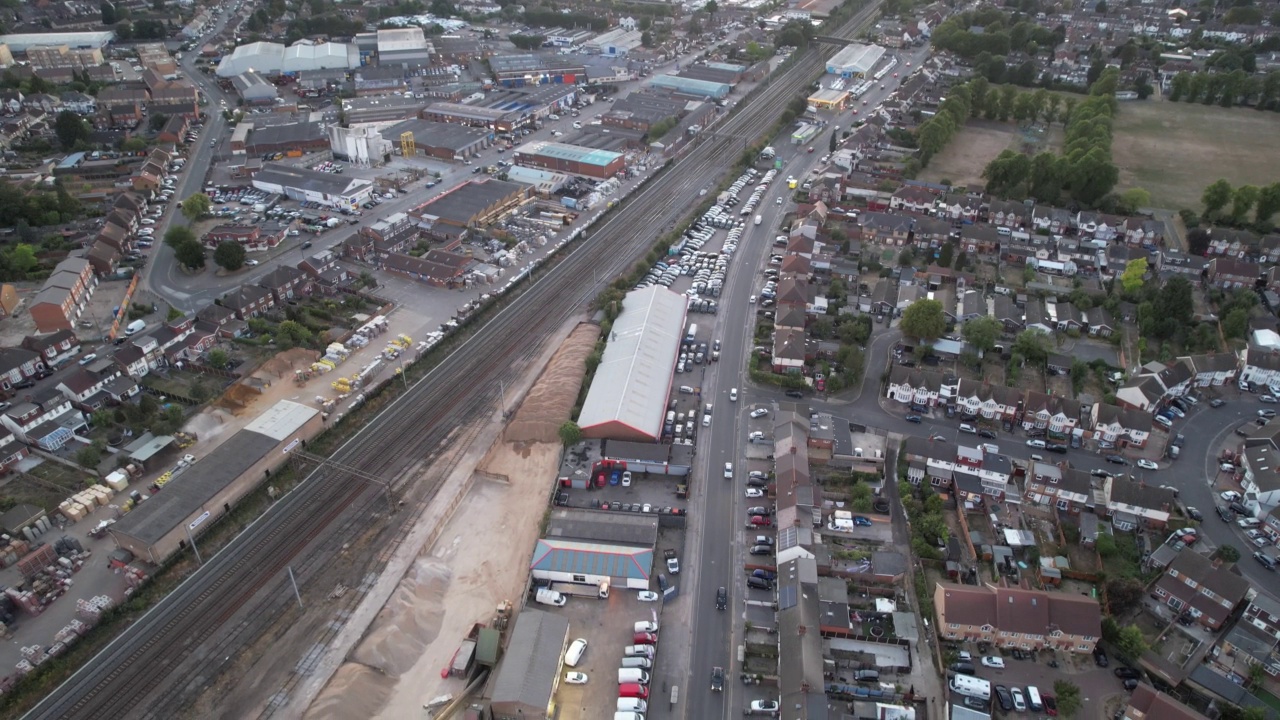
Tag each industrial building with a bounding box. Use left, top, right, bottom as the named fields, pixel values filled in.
left=240, top=121, right=330, bottom=157
left=647, top=74, right=731, bottom=100
left=232, top=70, right=278, bottom=104
left=483, top=84, right=578, bottom=119
left=601, top=93, right=686, bottom=131
left=216, top=40, right=358, bottom=77
left=383, top=118, right=491, bottom=160
left=585, top=28, right=643, bottom=57
left=408, top=179, right=528, bottom=234
left=375, top=27, right=434, bottom=66
left=504, top=166, right=570, bottom=196
left=251, top=163, right=375, bottom=209
left=421, top=101, right=525, bottom=132
left=513, top=140, right=625, bottom=179
left=108, top=401, right=324, bottom=563
left=808, top=87, right=850, bottom=110
left=341, top=95, right=426, bottom=126
left=577, top=286, right=687, bottom=441
left=490, top=54, right=585, bottom=88
left=0, top=31, right=114, bottom=52
left=328, top=125, right=394, bottom=165
left=531, top=508, right=658, bottom=591
left=825, top=42, right=886, bottom=78
left=487, top=609, right=570, bottom=718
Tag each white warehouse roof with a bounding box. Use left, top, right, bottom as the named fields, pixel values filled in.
left=217, top=40, right=357, bottom=77
left=826, top=43, right=885, bottom=76
left=578, top=286, right=687, bottom=442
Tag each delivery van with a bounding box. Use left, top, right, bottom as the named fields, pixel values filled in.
left=617, top=697, right=648, bottom=712
left=620, top=657, right=652, bottom=669
left=617, top=668, right=650, bottom=685
left=534, top=588, right=566, bottom=607
left=125, top=319, right=146, bottom=336
left=614, top=713, right=644, bottom=720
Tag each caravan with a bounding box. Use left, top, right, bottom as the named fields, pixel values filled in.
left=949, top=674, right=991, bottom=701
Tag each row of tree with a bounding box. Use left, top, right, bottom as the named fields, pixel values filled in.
left=1167, top=70, right=1280, bottom=111
left=0, top=183, right=83, bottom=229
left=1200, top=178, right=1280, bottom=228
left=917, top=78, right=1082, bottom=167
left=984, top=75, right=1120, bottom=206
left=929, top=8, right=1064, bottom=61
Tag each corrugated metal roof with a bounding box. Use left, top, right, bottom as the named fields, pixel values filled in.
left=516, top=140, right=624, bottom=168
left=530, top=538, right=653, bottom=580
left=489, top=609, right=569, bottom=707
left=577, top=286, right=686, bottom=440
left=245, top=400, right=318, bottom=441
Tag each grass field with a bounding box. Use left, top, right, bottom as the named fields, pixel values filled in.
left=1112, top=98, right=1280, bottom=211
left=919, top=119, right=1062, bottom=189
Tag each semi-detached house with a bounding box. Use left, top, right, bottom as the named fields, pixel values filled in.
left=885, top=366, right=955, bottom=409
left=0, top=348, right=46, bottom=391
left=1091, top=402, right=1153, bottom=448
left=1022, top=390, right=1078, bottom=436
left=1241, top=344, right=1280, bottom=388
left=1, top=388, right=84, bottom=451
left=1023, top=462, right=1094, bottom=514
left=1182, top=353, right=1240, bottom=387
left=953, top=378, right=1022, bottom=424
left=933, top=583, right=1102, bottom=654
left=1151, top=550, right=1249, bottom=630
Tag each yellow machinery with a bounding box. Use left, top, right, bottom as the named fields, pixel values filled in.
left=400, top=131, right=415, bottom=157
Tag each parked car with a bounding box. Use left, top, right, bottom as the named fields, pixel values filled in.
left=1104, top=455, right=1128, bottom=465
left=1137, top=459, right=1159, bottom=471
left=1113, top=667, right=1141, bottom=679
left=994, top=685, right=1014, bottom=711
left=981, top=656, right=1005, bottom=669
left=1210, top=398, right=1226, bottom=407
left=905, top=415, right=922, bottom=423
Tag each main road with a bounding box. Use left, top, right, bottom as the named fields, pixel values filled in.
left=23, top=5, right=882, bottom=718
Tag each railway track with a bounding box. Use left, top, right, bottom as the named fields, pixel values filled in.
left=25, top=6, right=881, bottom=718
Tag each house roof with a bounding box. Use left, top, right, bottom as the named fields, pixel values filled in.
left=488, top=608, right=570, bottom=709
left=937, top=583, right=1102, bottom=639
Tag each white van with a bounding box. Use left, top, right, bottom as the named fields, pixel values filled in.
left=125, top=319, right=146, bottom=336
left=614, top=712, right=645, bottom=720
left=617, top=697, right=648, bottom=712
left=620, top=657, right=652, bottom=669
left=1025, top=685, right=1043, bottom=711
left=535, top=588, right=566, bottom=607
left=948, top=674, right=991, bottom=700
left=617, top=668, right=650, bottom=685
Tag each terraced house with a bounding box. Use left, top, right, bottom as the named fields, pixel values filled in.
left=933, top=583, right=1102, bottom=653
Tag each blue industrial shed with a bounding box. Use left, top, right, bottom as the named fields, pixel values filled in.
left=647, top=74, right=731, bottom=100
left=530, top=538, right=653, bottom=590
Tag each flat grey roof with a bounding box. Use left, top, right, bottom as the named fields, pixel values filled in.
left=544, top=508, right=659, bottom=547
left=110, top=430, right=279, bottom=545
left=413, top=179, right=524, bottom=224
left=254, top=162, right=369, bottom=197
left=383, top=118, right=489, bottom=151
left=489, top=608, right=569, bottom=707
left=249, top=121, right=326, bottom=147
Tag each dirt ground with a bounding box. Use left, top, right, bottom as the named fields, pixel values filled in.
left=919, top=120, right=1062, bottom=188
left=1113, top=97, right=1280, bottom=210
left=305, top=442, right=561, bottom=720
left=504, top=323, right=598, bottom=443
left=302, top=324, right=595, bottom=719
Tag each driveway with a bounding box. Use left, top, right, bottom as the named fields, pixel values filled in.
left=976, top=653, right=1125, bottom=717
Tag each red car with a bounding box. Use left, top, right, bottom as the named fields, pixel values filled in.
left=749, top=515, right=773, bottom=527
left=619, top=682, right=649, bottom=699
left=633, top=631, right=658, bottom=644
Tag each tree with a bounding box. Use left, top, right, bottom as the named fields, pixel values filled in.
left=275, top=320, right=314, bottom=349
left=207, top=348, right=229, bottom=369
left=166, top=225, right=205, bottom=270
left=1202, top=178, right=1234, bottom=217
left=100, top=0, right=116, bottom=24
left=1218, top=544, right=1242, bottom=563
left=1256, top=182, right=1280, bottom=226
left=1053, top=680, right=1082, bottom=718
left=704, top=0, right=718, bottom=17
left=75, top=446, right=102, bottom=469
left=1224, top=308, right=1250, bottom=339
left=1071, top=359, right=1089, bottom=394
left=828, top=131, right=838, bottom=153
left=1118, top=187, right=1151, bottom=213
left=180, top=193, right=211, bottom=221
left=1106, top=578, right=1145, bottom=615
left=962, top=316, right=1003, bottom=353
left=1013, top=329, right=1052, bottom=363
left=1231, top=185, right=1261, bottom=225
left=54, top=110, right=90, bottom=150
left=559, top=421, right=582, bottom=446
left=1120, top=258, right=1148, bottom=293
left=214, top=241, right=246, bottom=271
left=1116, top=625, right=1149, bottom=659
left=148, top=113, right=170, bottom=132
left=900, top=299, right=946, bottom=341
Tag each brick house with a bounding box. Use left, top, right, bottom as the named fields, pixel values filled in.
left=1150, top=551, right=1249, bottom=630
left=219, top=285, right=275, bottom=319
left=933, top=583, right=1102, bottom=653
left=1207, top=257, right=1260, bottom=289
left=21, top=330, right=80, bottom=368
left=1091, top=403, right=1153, bottom=448
left=1024, top=462, right=1093, bottom=514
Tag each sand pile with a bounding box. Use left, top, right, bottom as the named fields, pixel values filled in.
left=504, top=323, right=599, bottom=443
left=349, top=560, right=451, bottom=677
